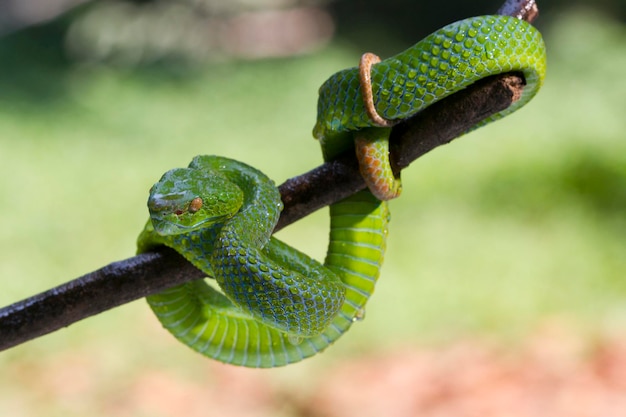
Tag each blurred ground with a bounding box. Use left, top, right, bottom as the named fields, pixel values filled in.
left=3, top=321, right=626, bottom=417
left=0, top=1, right=625, bottom=416
left=304, top=324, right=626, bottom=417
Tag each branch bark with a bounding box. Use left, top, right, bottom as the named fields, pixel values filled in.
left=0, top=0, right=539, bottom=352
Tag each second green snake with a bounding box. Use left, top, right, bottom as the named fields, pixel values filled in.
left=138, top=15, right=546, bottom=367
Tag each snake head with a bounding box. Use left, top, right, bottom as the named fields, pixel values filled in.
left=148, top=167, right=244, bottom=236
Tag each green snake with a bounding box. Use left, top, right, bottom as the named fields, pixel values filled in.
left=138, top=156, right=389, bottom=367
left=315, top=14, right=546, bottom=200
left=138, top=15, right=546, bottom=367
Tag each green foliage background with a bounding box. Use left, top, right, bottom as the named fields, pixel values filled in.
left=0, top=2, right=624, bottom=416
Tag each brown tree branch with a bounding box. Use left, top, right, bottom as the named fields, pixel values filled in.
left=0, top=0, right=540, bottom=352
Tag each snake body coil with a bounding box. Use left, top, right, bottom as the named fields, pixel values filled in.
left=314, top=15, right=545, bottom=200
left=138, top=15, right=546, bottom=367
left=138, top=156, right=388, bottom=367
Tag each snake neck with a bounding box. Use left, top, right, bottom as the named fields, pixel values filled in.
left=215, top=166, right=282, bottom=248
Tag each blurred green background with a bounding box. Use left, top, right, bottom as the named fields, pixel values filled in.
left=0, top=0, right=625, bottom=416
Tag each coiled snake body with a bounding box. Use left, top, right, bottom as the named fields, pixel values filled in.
left=138, top=156, right=388, bottom=367
left=315, top=15, right=546, bottom=200
left=138, top=15, right=546, bottom=367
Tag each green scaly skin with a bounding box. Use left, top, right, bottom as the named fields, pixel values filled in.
left=314, top=15, right=546, bottom=199
left=138, top=156, right=389, bottom=367
left=138, top=14, right=546, bottom=367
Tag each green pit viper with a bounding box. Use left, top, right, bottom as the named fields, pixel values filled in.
left=137, top=15, right=546, bottom=367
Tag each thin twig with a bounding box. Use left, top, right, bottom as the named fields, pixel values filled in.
left=0, top=0, right=539, bottom=352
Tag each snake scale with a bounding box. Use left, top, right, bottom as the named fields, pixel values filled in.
left=137, top=15, right=546, bottom=367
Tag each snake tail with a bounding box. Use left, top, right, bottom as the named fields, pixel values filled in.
left=313, top=15, right=546, bottom=199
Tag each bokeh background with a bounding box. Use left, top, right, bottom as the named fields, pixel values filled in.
left=0, top=0, right=625, bottom=415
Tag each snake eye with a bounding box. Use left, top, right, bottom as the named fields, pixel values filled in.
left=189, top=197, right=203, bottom=213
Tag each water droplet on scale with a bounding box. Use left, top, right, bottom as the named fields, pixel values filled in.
left=352, top=308, right=366, bottom=322
left=287, top=335, right=303, bottom=346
